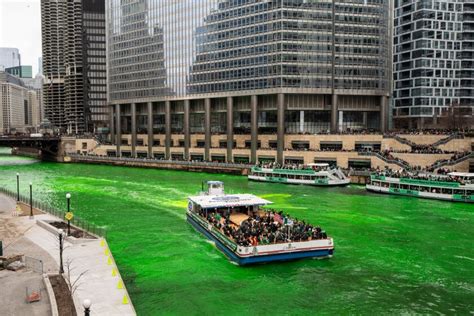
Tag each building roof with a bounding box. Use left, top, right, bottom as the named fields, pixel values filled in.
left=188, top=194, right=272, bottom=209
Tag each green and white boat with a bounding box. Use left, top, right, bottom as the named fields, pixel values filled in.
left=366, top=172, right=474, bottom=203
left=248, top=163, right=350, bottom=186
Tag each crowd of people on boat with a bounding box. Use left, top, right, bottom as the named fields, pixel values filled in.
left=256, top=162, right=331, bottom=172
left=199, top=208, right=327, bottom=247
left=373, top=168, right=472, bottom=185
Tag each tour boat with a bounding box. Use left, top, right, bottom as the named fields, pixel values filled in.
left=248, top=163, right=350, bottom=186
left=366, top=172, right=474, bottom=203
left=186, top=181, right=334, bottom=265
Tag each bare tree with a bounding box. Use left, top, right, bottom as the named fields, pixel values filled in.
left=440, top=101, right=474, bottom=130
left=64, top=258, right=89, bottom=297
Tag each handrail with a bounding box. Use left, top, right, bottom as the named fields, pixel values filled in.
left=359, top=151, right=411, bottom=169
left=431, top=133, right=464, bottom=147
left=384, top=133, right=464, bottom=148
left=430, top=152, right=473, bottom=169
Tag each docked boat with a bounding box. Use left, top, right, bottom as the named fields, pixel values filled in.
left=248, top=163, right=350, bottom=186
left=186, top=181, right=334, bottom=265
left=366, top=171, right=474, bottom=203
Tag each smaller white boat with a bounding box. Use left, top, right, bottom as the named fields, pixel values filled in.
left=366, top=171, right=474, bottom=203
left=248, top=163, right=350, bottom=186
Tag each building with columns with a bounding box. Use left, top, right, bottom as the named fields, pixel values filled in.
left=106, top=0, right=392, bottom=164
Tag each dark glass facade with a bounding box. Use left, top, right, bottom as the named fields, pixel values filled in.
left=107, top=0, right=391, bottom=100
left=106, top=0, right=392, bottom=163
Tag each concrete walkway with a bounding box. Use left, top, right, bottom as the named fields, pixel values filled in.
left=0, top=194, right=136, bottom=316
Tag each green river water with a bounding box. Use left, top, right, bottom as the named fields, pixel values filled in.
left=0, top=151, right=473, bottom=315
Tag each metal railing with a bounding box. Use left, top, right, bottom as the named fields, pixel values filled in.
left=0, top=187, right=106, bottom=238
left=430, top=152, right=473, bottom=170
left=431, top=133, right=464, bottom=147
left=69, top=153, right=253, bottom=170
left=358, top=151, right=411, bottom=169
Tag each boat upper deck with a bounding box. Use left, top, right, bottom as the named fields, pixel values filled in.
left=370, top=171, right=474, bottom=189
left=188, top=181, right=331, bottom=248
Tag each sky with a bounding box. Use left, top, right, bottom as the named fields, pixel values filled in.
left=0, top=0, right=41, bottom=75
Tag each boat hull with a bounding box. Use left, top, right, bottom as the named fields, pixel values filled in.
left=366, top=184, right=474, bottom=203
left=187, top=214, right=333, bottom=265
left=248, top=175, right=350, bottom=187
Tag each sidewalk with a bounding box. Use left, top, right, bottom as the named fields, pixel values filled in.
left=0, top=194, right=136, bottom=316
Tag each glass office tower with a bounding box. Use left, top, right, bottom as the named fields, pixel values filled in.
left=107, top=0, right=392, bottom=163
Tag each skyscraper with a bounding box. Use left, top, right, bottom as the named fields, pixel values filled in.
left=107, top=0, right=392, bottom=163
left=41, top=0, right=107, bottom=134
left=393, top=0, right=474, bottom=129
left=0, top=48, right=21, bottom=70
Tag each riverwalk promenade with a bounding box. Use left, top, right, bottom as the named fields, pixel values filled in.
left=0, top=194, right=136, bottom=316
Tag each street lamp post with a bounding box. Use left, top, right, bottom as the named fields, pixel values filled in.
left=16, top=173, right=20, bottom=201
left=29, top=182, right=33, bottom=218
left=58, top=229, right=64, bottom=274
left=66, top=193, right=71, bottom=235
left=83, top=299, right=91, bottom=316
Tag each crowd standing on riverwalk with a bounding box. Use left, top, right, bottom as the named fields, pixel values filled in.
left=199, top=208, right=327, bottom=247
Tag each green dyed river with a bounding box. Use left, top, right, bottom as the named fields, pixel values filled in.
left=0, top=152, right=473, bottom=315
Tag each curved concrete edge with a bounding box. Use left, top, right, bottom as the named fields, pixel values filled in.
left=43, top=274, right=59, bottom=316
left=104, top=238, right=138, bottom=316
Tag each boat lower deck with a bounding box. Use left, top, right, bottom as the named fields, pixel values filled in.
left=366, top=184, right=474, bottom=203
left=248, top=175, right=350, bottom=186
left=187, top=212, right=334, bottom=265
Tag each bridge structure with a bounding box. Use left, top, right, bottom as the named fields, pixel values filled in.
left=0, top=136, right=62, bottom=160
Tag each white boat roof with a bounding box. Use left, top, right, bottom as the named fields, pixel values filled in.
left=448, top=172, right=474, bottom=178
left=188, top=194, right=272, bottom=209
left=307, top=163, right=329, bottom=167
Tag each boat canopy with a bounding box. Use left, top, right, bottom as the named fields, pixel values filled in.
left=307, top=163, right=329, bottom=167
left=448, top=172, right=474, bottom=178
left=189, top=194, right=272, bottom=209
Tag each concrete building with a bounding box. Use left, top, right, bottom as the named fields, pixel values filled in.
left=0, top=48, right=21, bottom=70
left=0, top=72, right=40, bottom=134
left=23, top=74, right=45, bottom=125
left=5, top=66, right=33, bottom=79
left=106, top=0, right=393, bottom=164
left=38, top=57, right=43, bottom=75
left=41, top=0, right=107, bottom=134
left=393, top=0, right=474, bottom=129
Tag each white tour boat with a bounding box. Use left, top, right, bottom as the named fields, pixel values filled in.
left=248, top=163, right=350, bottom=186
left=187, top=181, right=335, bottom=265
left=366, top=172, right=474, bottom=203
